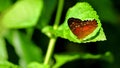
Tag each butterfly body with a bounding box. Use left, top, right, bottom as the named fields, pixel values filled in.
left=68, top=18, right=98, bottom=39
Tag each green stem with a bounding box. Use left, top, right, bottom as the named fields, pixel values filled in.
left=44, top=38, right=56, bottom=64
left=44, top=0, right=64, bottom=65
left=26, top=28, right=34, bottom=40
left=53, top=0, right=64, bottom=30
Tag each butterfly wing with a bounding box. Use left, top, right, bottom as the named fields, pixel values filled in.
left=68, top=18, right=97, bottom=39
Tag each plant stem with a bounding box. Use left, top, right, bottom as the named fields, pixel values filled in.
left=44, top=38, right=56, bottom=65
left=53, top=0, right=64, bottom=30
left=26, top=28, right=34, bottom=40
left=44, top=0, right=64, bottom=65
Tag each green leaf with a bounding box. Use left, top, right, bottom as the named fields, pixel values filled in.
left=37, top=0, right=57, bottom=29
left=0, top=61, right=19, bottom=68
left=42, top=26, right=55, bottom=38
left=27, top=62, right=50, bottom=68
left=1, top=0, right=43, bottom=28
left=53, top=52, right=113, bottom=68
left=5, top=30, right=43, bottom=68
left=0, top=37, right=8, bottom=61
left=55, top=2, right=106, bottom=43
left=0, top=0, right=12, bottom=12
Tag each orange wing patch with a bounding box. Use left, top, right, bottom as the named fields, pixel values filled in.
left=68, top=18, right=97, bottom=39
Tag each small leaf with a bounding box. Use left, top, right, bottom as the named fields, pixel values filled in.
left=1, top=0, right=43, bottom=28
left=53, top=52, right=113, bottom=68
left=0, top=61, right=19, bottom=68
left=42, top=26, right=55, bottom=38
left=0, top=37, right=8, bottom=61
left=53, top=53, right=80, bottom=68
left=55, top=2, right=106, bottom=43
left=27, top=62, right=50, bottom=68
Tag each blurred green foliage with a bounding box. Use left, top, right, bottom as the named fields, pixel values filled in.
left=0, top=0, right=119, bottom=68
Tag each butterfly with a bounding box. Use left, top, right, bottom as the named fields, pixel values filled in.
left=68, top=17, right=98, bottom=39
